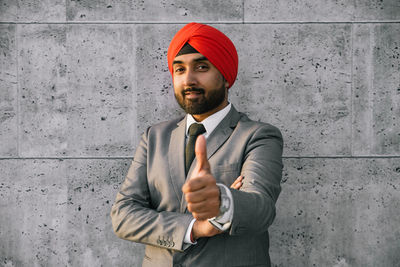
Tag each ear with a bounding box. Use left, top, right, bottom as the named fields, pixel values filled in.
left=223, top=77, right=230, bottom=89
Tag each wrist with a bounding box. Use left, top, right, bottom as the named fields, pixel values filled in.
left=192, top=220, right=200, bottom=240
left=192, top=219, right=221, bottom=240
left=190, top=228, right=195, bottom=242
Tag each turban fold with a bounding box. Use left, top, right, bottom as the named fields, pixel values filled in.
left=167, top=22, right=238, bottom=89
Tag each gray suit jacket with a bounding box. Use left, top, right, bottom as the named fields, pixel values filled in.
left=111, top=106, right=283, bottom=267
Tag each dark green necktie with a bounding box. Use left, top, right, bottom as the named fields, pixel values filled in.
left=185, top=123, right=206, bottom=175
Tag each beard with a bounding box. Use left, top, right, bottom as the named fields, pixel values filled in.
left=175, top=84, right=226, bottom=115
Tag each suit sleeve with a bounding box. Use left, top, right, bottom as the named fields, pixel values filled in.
left=110, top=128, right=193, bottom=252
left=229, top=124, right=283, bottom=236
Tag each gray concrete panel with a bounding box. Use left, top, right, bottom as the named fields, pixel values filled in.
left=269, top=158, right=400, bottom=266
left=18, top=24, right=68, bottom=157
left=17, top=0, right=66, bottom=21
left=66, top=25, right=136, bottom=157
left=134, top=24, right=184, bottom=137
left=0, top=159, right=69, bottom=266
left=0, top=0, right=17, bottom=21
left=67, top=0, right=243, bottom=22
left=133, top=23, right=354, bottom=157
left=1, top=158, right=398, bottom=266
left=229, top=24, right=352, bottom=156
left=245, top=0, right=400, bottom=22
left=0, top=0, right=66, bottom=22
left=354, top=0, right=400, bottom=20
left=66, top=159, right=144, bottom=266
left=0, top=158, right=145, bottom=266
left=18, top=24, right=136, bottom=157
left=0, top=24, right=18, bottom=156
left=244, top=0, right=354, bottom=22
left=353, top=24, right=400, bottom=156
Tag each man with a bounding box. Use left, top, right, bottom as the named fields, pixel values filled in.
left=111, top=22, right=283, bottom=267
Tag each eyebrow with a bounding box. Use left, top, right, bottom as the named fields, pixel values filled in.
left=172, top=56, right=209, bottom=66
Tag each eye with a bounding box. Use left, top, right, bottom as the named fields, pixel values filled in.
left=197, top=64, right=209, bottom=71
left=174, top=66, right=185, bottom=74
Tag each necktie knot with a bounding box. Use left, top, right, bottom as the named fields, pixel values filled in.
left=188, top=123, right=206, bottom=137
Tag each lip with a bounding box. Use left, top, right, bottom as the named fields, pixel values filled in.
left=184, top=91, right=203, bottom=99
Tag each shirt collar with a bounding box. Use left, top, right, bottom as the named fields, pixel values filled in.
left=186, top=103, right=232, bottom=139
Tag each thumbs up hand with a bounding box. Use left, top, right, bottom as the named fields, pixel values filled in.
left=190, top=134, right=211, bottom=179
left=182, top=135, right=220, bottom=220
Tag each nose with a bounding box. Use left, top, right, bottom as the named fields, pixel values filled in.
left=182, top=69, right=197, bottom=87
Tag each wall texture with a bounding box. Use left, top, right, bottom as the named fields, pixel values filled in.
left=0, top=1, right=399, bottom=266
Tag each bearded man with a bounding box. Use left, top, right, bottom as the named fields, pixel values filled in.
left=111, top=22, right=283, bottom=267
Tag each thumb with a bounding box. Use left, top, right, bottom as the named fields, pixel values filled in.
left=194, top=135, right=210, bottom=173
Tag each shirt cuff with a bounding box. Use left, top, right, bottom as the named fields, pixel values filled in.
left=207, top=183, right=234, bottom=231
left=183, top=218, right=197, bottom=245
left=215, top=183, right=233, bottom=224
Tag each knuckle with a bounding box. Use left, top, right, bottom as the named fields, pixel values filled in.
left=182, top=184, right=190, bottom=192
left=187, top=203, right=194, bottom=212
left=186, top=181, right=194, bottom=190
left=207, top=174, right=216, bottom=182
left=185, top=193, right=191, bottom=202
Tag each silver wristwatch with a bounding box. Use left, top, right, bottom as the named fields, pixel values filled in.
left=208, top=184, right=232, bottom=231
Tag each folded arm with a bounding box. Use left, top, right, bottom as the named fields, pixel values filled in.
left=229, top=124, right=283, bottom=235
left=110, top=130, right=192, bottom=252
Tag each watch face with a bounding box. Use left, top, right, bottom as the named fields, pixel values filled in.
left=220, top=195, right=230, bottom=213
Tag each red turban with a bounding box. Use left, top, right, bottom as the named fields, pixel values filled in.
left=167, top=22, right=238, bottom=89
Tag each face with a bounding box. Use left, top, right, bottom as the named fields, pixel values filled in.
left=172, top=53, right=229, bottom=117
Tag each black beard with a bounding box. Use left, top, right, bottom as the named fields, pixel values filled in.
left=175, top=85, right=226, bottom=115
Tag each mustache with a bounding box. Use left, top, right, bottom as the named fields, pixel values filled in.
left=182, top=88, right=205, bottom=94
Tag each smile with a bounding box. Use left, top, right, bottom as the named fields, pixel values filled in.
left=184, top=91, right=203, bottom=95
left=182, top=88, right=205, bottom=99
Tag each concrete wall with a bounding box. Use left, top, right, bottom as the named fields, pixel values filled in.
left=0, top=1, right=399, bottom=266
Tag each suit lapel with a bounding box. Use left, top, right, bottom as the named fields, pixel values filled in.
left=182, top=106, right=241, bottom=212
left=168, top=117, right=187, bottom=204
left=205, top=107, right=240, bottom=161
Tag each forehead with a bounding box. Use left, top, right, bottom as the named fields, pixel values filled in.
left=172, top=53, right=208, bottom=64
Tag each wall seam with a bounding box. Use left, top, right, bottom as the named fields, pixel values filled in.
left=367, top=24, right=375, bottom=154
left=16, top=23, right=20, bottom=158
left=350, top=22, right=354, bottom=157
left=0, top=21, right=400, bottom=25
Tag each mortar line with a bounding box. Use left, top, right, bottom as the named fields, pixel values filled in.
left=367, top=24, right=375, bottom=153
left=0, top=20, right=399, bottom=25
left=16, top=23, right=20, bottom=158
left=350, top=23, right=354, bottom=157
left=238, top=20, right=400, bottom=24
left=0, top=156, right=399, bottom=160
